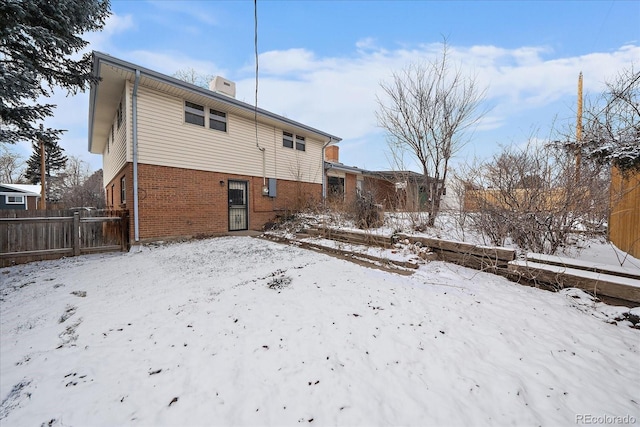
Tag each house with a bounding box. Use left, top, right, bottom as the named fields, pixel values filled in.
left=324, top=145, right=367, bottom=205
left=364, top=171, right=444, bottom=211
left=88, top=52, right=341, bottom=243
left=323, top=145, right=446, bottom=212
left=0, top=184, right=41, bottom=210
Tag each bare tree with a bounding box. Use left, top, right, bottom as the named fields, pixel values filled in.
left=461, top=139, right=609, bottom=254
left=173, top=68, right=214, bottom=89
left=376, top=41, right=487, bottom=226
left=0, top=144, right=25, bottom=183
left=578, top=67, right=640, bottom=174
left=56, top=157, right=105, bottom=208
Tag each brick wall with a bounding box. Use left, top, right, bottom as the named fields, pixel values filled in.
left=106, top=163, right=321, bottom=242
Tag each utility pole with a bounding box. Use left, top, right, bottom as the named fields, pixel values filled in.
left=39, top=139, right=47, bottom=210
left=39, top=125, right=47, bottom=210
left=575, top=72, right=583, bottom=183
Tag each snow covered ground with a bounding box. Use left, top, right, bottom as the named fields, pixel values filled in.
left=1, top=236, right=638, bottom=426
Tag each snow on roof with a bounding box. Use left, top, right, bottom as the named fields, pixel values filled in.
left=0, top=183, right=42, bottom=196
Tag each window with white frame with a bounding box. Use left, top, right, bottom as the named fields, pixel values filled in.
left=117, top=100, right=123, bottom=128
left=120, top=176, right=126, bottom=204
left=283, top=131, right=294, bottom=148
left=209, top=108, right=227, bottom=132
left=6, top=195, right=25, bottom=204
left=283, top=131, right=306, bottom=151
left=185, top=101, right=205, bottom=126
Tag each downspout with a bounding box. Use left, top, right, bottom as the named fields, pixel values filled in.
left=322, top=138, right=335, bottom=201
left=257, top=136, right=266, bottom=186
left=132, top=69, right=141, bottom=242
left=253, top=0, right=266, bottom=186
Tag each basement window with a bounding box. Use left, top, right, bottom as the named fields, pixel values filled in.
left=6, top=195, right=24, bottom=204
left=185, top=101, right=205, bottom=126
left=209, top=108, right=227, bottom=132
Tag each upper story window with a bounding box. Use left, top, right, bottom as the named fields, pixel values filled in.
left=117, top=101, right=123, bottom=128
left=6, top=195, right=24, bottom=204
left=283, top=131, right=306, bottom=151
left=209, top=109, right=227, bottom=132
left=283, top=131, right=294, bottom=149
left=185, top=101, right=205, bottom=126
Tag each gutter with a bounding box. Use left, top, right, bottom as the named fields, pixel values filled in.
left=87, top=56, right=101, bottom=152
left=322, top=138, right=336, bottom=200
left=132, top=69, right=140, bottom=242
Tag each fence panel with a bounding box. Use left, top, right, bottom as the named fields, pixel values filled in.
left=609, top=168, right=640, bottom=259
left=0, top=210, right=129, bottom=267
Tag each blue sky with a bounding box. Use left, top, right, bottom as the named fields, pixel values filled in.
left=16, top=0, right=640, bottom=173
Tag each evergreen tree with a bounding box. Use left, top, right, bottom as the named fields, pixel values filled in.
left=0, top=0, right=111, bottom=145
left=25, top=138, right=68, bottom=202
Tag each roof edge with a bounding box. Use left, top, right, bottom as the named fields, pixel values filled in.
left=88, top=51, right=342, bottom=152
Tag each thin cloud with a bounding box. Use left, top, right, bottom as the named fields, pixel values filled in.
left=124, top=50, right=227, bottom=79
left=147, top=1, right=219, bottom=26
left=84, top=13, right=135, bottom=52
left=45, top=38, right=639, bottom=173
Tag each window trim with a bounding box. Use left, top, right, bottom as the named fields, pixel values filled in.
left=283, top=131, right=294, bottom=149
left=120, top=176, right=126, bottom=204
left=6, top=195, right=25, bottom=204
left=209, top=108, right=227, bottom=132
left=327, top=176, right=345, bottom=200
left=283, top=131, right=306, bottom=151
left=117, top=101, right=123, bottom=129
left=185, top=101, right=205, bottom=127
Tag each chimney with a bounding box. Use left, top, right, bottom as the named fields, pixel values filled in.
left=325, top=145, right=339, bottom=162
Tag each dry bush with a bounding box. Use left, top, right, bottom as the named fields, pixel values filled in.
left=459, top=140, right=609, bottom=254
left=351, top=192, right=383, bottom=229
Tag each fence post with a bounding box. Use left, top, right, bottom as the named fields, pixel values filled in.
left=73, top=212, right=80, bottom=256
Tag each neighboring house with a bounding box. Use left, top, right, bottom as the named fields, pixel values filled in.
left=88, top=52, right=341, bottom=243
left=0, top=184, right=41, bottom=210
left=323, top=145, right=444, bottom=212
left=324, top=145, right=366, bottom=205
left=365, top=171, right=443, bottom=211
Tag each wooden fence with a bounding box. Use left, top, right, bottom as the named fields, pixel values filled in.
left=0, top=209, right=129, bottom=267
left=609, top=167, right=640, bottom=259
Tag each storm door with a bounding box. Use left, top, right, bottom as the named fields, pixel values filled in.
left=228, top=180, right=248, bottom=231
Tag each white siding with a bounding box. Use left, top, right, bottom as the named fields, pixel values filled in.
left=102, top=85, right=129, bottom=185
left=135, top=86, right=324, bottom=184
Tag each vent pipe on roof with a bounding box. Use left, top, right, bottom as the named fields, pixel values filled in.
left=209, top=76, right=236, bottom=98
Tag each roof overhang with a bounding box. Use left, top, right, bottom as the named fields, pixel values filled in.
left=324, top=161, right=367, bottom=174
left=0, top=184, right=41, bottom=197
left=88, top=51, right=342, bottom=154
